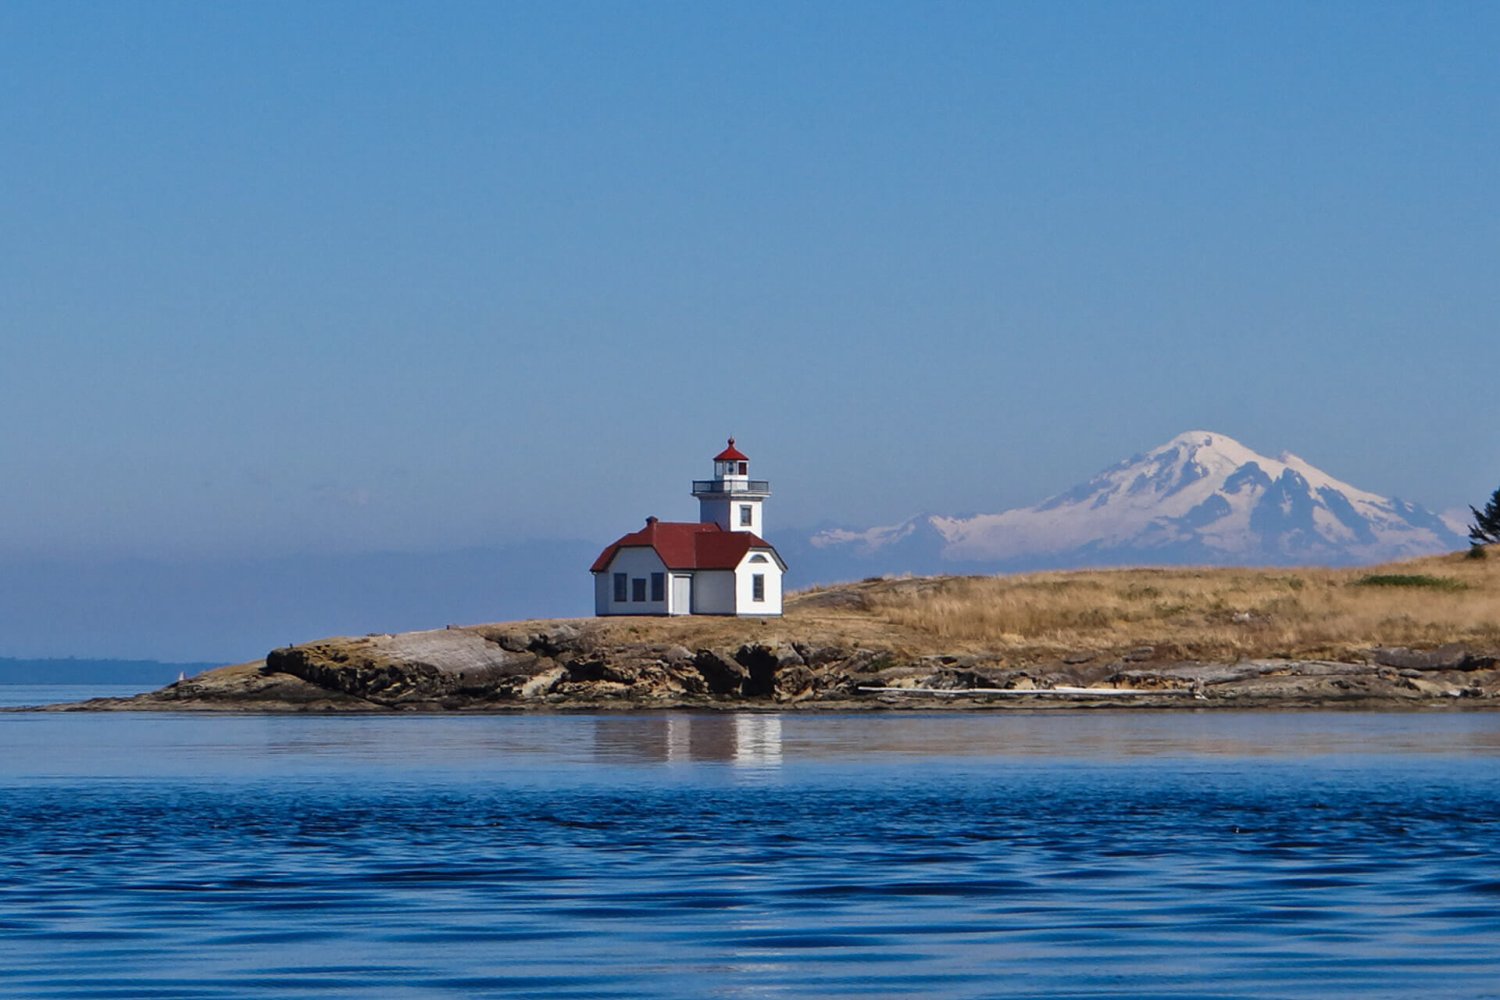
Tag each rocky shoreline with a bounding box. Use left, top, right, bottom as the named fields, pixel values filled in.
left=39, top=618, right=1500, bottom=713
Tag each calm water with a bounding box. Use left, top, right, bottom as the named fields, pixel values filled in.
left=2, top=710, right=1499, bottom=999
left=0, top=685, right=154, bottom=709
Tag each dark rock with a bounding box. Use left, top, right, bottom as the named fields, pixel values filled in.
left=925, top=669, right=996, bottom=690
left=693, top=650, right=749, bottom=696
left=661, top=645, right=695, bottom=666
left=773, top=665, right=816, bottom=701
left=797, top=644, right=853, bottom=666
left=1111, top=661, right=1289, bottom=686
left=563, top=659, right=639, bottom=685
left=1125, top=646, right=1156, bottom=662
left=743, top=642, right=806, bottom=669
left=919, top=654, right=980, bottom=671
left=527, top=624, right=584, bottom=657
left=1371, top=645, right=1498, bottom=672
left=492, top=631, right=531, bottom=654
left=265, top=630, right=556, bottom=705
left=669, top=662, right=708, bottom=695
left=734, top=643, right=804, bottom=699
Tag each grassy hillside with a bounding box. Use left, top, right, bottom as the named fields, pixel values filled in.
left=501, top=549, right=1498, bottom=670
left=780, top=549, right=1500, bottom=664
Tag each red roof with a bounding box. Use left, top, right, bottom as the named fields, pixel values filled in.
left=590, top=519, right=779, bottom=573
left=713, top=437, right=749, bottom=462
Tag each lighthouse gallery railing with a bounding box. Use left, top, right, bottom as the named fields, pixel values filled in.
left=691, top=480, right=771, bottom=495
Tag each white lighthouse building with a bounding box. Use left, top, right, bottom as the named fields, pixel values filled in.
left=692, top=437, right=771, bottom=536
left=591, top=439, right=786, bottom=617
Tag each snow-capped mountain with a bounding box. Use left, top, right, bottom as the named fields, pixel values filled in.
left=800, top=431, right=1466, bottom=577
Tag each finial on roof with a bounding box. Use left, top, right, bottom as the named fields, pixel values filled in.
left=645, top=515, right=658, bottom=525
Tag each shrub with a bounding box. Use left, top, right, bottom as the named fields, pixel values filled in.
left=1471, top=486, right=1500, bottom=546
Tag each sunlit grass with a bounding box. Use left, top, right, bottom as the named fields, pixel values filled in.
left=787, top=550, right=1500, bottom=663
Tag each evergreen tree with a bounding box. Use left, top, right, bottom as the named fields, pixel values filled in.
left=1471, top=486, right=1500, bottom=546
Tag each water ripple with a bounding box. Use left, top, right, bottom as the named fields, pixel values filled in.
left=3, top=713, right=1500, bottom=997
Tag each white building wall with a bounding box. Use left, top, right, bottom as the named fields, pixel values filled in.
left=594, top=547, right=670, bottom=616
left=593, top=572, right=612, bottom=615
left=692, top=570, right=737, bottom=615
left=734, top=550, right=783, bottom=615
left=738, top=499, right=763, bottom=536
left=698, top=496, right=763, bottom=535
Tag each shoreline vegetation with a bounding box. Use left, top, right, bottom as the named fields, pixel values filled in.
left=39, top=550, right=1500, bottom=713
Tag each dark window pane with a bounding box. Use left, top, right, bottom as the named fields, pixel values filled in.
left=651, top=573, right=665, bottom=602
left=613, top=573, right=627, bottom=602
left=632, top=578, right=646, bottom=602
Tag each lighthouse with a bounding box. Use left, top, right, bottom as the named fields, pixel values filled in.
left=590, top=439, right=785, bottom=616
left=692, top=438, right=771, bottom=536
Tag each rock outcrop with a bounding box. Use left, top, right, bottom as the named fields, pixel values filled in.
left=50, top=625, right=1500, bottom=712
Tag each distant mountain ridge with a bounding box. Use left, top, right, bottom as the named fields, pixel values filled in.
left=794, top=431, right=1466, bottom=579
left=0, top=657, right=223, bottom=685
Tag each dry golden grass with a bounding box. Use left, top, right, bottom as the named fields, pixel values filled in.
left=787, top=550, right=1500, bottom=663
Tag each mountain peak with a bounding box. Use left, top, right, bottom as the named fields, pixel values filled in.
left=1149, top=429, right=1267, bottom=468
left=806, top=432, right=1465, bottom=575
left=1167, top=429, right=1234, bottom=448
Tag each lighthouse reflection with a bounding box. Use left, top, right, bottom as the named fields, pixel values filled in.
left=592, top=714, right=783, bottom=767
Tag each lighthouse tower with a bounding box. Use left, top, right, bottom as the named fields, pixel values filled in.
left=692, top=438, right=771, bottom=536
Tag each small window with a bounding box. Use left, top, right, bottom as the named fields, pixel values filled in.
left=613, top=573, right=627, bottom=602
left=752, top=573, right=765, bottom=602
left=748, top=554, right=769, bottom=563
left=650, top=572, right=665, bottom=602
left=632, top=578, right=647, bottom=602
left=739, top=505, right=752, bottom=526
left=738, top=461, right=748, bottom=475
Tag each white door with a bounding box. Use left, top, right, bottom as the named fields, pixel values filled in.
left=671, top=575, right=692, bottom=615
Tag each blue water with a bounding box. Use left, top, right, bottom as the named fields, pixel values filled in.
left=2, top=711, right=1499, bottom=998
left=0, top=685, right=154, bottom=708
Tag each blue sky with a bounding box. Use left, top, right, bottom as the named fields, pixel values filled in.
left=3, top=0, right=1497, bottom=565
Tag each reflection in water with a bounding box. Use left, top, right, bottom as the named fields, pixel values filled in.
left=733, top=715, right=782, bottom=767
left=7, top=712, right=1500, bottom=788
left=588, top=711, right=1500, bottom=770
left=666, top=715, right=691, bottom=762
left=593, top=714, right=783, bottom=766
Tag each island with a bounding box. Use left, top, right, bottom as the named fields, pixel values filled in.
left=50, top=551, right=1500, bottom=712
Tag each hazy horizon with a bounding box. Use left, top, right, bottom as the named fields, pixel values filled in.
left=0, top=425, right=1478, bottom=664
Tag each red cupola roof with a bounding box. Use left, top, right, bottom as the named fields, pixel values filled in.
left=713, top=437, right=749, bottom=462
